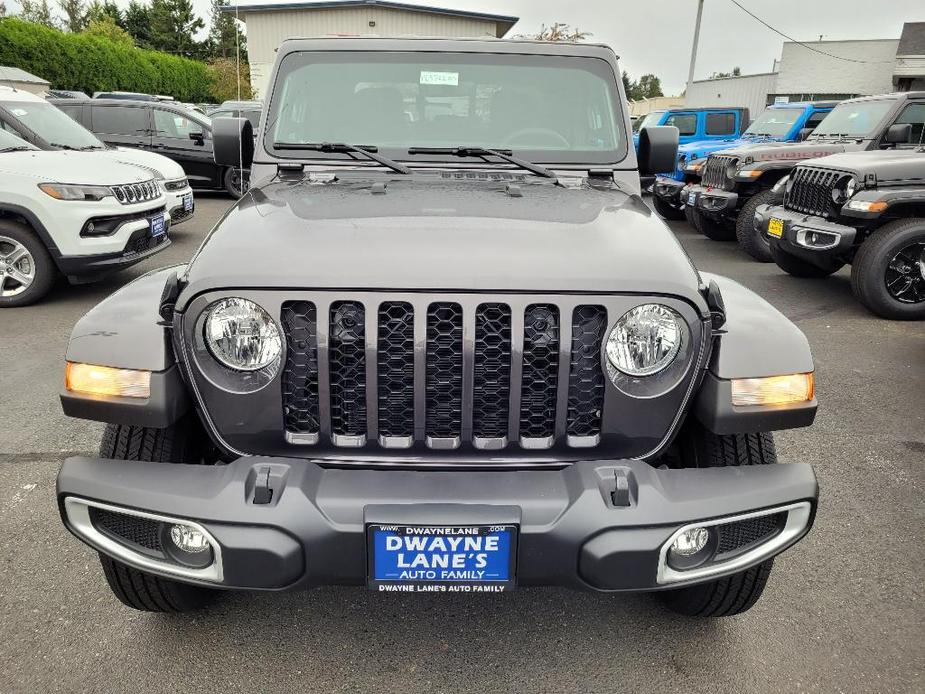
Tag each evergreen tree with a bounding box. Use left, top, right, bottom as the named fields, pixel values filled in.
left=18, top=0, right=58, bottom=28
left=57, top=0, right=88, bottom=32
left=148, top=0, right=204, bottom=57
left=123, top=1, right=152, bottom=48
left=86, top=0, right=124, bottom=27
left=207, top=0, right=246, bottom=61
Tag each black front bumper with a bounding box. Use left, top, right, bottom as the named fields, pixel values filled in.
left=653, top=177, right=686, bottom=206
left=58, top=456, right=818, bottom=593
left=57, top=230, right=171, bottom=279
left=755, top=204, right=859, bottom=269
left=689, top=184, right=740, bottom=216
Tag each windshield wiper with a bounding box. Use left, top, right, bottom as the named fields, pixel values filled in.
left=407, top=146, right=556, bottom=179
left=270, top=142, right=410, bottom=174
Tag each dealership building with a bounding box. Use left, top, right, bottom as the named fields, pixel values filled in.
left=686, top=22, right=925, bottom=114
left=222, top=0, right=519, bottom=98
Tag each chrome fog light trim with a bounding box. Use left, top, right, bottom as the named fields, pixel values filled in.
left=656, top=501, right=811, bottom=585
left=796, top=228, right=840, bottom=250
left=63, top=497, right=223, bottom=583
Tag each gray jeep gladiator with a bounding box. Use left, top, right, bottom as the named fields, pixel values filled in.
left=685, top=92, right=925, bottom=262
left=755, top=148, right=925, bottom=319
left=56, top=38, right=819, bottom=618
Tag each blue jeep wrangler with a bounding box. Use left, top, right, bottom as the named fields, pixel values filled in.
left=632, top=106, right=749, bottom=153
left=651, top=101, right=837, bottom=221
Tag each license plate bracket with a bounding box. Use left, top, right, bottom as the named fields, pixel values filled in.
left=367, top=524, right=517, bottom=593
left=149, top=213, right=166, bottom=238
left=183, top=194, right=194, bottom=212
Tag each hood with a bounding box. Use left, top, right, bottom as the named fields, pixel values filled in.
left=800, top=149, right=925, bottom=183
left=109, top=147, right=186, bottom=180
left=0, top=150, right=152, bottom=184
left=712, top=139, right=850, bottom=163
left=180, top=175, right=704, bottom=305
left=677, top=135, right=778, bottom=159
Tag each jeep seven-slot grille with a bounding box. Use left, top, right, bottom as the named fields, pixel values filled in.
left=701, top=155, right=736, bottom=190
left=785, top=166, right=841, bottom=217
left=280, top=300, right=611, bottom=451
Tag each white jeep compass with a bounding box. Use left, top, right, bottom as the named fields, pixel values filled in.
left=0, top=129, right=171, bottom=307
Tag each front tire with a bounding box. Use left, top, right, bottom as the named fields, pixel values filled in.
left=96, top=418, right=219, bottom=612
left=658, top=428, right=777, bottom=618
left=850, top=218, right=925, bottom=320
left=736, top=189, right=776, bottom=262
left=770, top=242, right=842, bottom=278
left=653, top=194, right=685, bottom=221
left=0, top=219, right=56, bottom=308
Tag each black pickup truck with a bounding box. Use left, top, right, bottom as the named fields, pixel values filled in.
left=685, top=92, right=925, bottom=262
left=55, top=38, right=819, bottom=619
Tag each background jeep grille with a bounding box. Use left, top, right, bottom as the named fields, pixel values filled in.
left=784, top=166, right=841, bottom=217
left=701, top=155, right=736, bottom=190
left=280, top=299, right=612, bottom=451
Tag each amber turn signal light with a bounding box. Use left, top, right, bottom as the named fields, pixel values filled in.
left=65, top=362, right=151, bottom=398
left=731, top=373, right=814, bottom=406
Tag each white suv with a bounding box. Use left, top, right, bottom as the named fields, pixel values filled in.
left=0, top=87, right=195, bottom=225
left=0, top=129, right=171, bottom=307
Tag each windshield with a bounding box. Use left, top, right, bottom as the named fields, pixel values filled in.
left=743, top=108, right=802, bottom=137
left=809, top=100, right=894, bottom=138
left=1, top=101, right=104, bottom=149
left=266, top=52, right=626, bottom=164
left=633, top=111, right=664, bottom=133
left=0, top=128, right=37, bottom=151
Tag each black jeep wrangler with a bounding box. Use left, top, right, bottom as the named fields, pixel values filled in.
left=755, top=148, right=925, bottom=319
left=686, top=92, right=925, bottom=262
left=56, top=38, right=819, bottom=618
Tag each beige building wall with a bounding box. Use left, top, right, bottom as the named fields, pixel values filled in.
left=241, top=6, right=499, bottom=98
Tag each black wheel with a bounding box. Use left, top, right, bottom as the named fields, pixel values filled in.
left=694, top=208, right=736, bottom=241
left=653, top=194, right=685, bottom=221
left=658, top=427, right=777, bottom=618
left=223, top=166, right=250, bottom=198
left=96, top=418, right=219, bottom=612
left=736, top=189, right=776, bottom=262
left=770, top=242, right=842, bottom=278
left=850, top=218, right=925, bottom=320
left=0, top=219, right=56, bottom=308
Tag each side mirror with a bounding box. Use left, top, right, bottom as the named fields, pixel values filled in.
left=213, top=117, right=254, bottom=167
left=798, top=128, right=813, bottom=141
left=638, top=126, right=678, bottom=176
left=884, top=123, right=912, bottom=145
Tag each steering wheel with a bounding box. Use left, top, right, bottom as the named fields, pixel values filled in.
left=503, top=128, right=571, bottom=149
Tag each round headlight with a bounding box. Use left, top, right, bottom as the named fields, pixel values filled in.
left=845, top=177, right=858, bottom=199
left=204, top=298, right=281, bottom=372
left=606, top=304, right=683, bottom=377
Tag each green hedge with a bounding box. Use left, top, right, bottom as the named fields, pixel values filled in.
left=0, top=17, right=213, bottom=102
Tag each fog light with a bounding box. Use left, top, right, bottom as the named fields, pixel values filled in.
left=169, top=524, right=210, bottom=553
left=670, top=527, right=710, bottom=556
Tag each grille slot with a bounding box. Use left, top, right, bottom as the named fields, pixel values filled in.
left=377, top=302, right=415, bottom=443
left=328, top=301, right=367, bottom=444
left=717, top=513, right=785, bottom=555
left=519, top=304, right=560, bottom=444
left=785, top=166, right=841, bottom=217
left=89, top=507, right=162, bottom=551
left=701, top=155, right=735, bottom=189
left=566, top=306, right=607, bottom=442
left=472, top=303, right=512, bottom=444
left=281, top=301, right=320, bottom=442
left=278, top=298, right=617, bottom=452
left=425, top=302, right=464, bottom=444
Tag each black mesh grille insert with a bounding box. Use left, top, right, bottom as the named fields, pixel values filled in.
left=377, top=302, right=415, bottom=438
left=520, top=304, right=560, bottom=439
left=281, top=301, right=320, bottom=435
left=425, top=302, right=463, bottom=438
left=329, top=301, right=366, bottom=437
left=567, top=306, right=607, bottom=438
left=89, top=507, right=162, bottom=551
left=473, top=303, right=512, bottom=439
left=717, top=512, right=785, bottom=554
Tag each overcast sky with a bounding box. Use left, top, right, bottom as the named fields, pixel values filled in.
left=8, top=0, right=924, bottom=94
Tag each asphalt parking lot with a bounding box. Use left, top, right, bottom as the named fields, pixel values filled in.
left=1, top=192, right=922, bottom=694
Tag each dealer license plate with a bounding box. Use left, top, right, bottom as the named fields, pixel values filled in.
left=149, top=213, right=166, bottom=238
left=368, top=524, right=517, bottom=593
left=768, top=218, right=784, bottom=238
left=183, top=193, right=194, bottom=212
left=688, top=191, right=697, bottom=205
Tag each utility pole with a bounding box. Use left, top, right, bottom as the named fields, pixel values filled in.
left=686, top=0, right=705, bottom=98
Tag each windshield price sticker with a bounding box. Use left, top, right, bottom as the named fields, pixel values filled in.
left=420, top=71, right=459, bottom=86
left=368, top=524, right=517, bottom=592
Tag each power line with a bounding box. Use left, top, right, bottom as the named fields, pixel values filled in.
left=728, top=0, right=895, bottom=64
